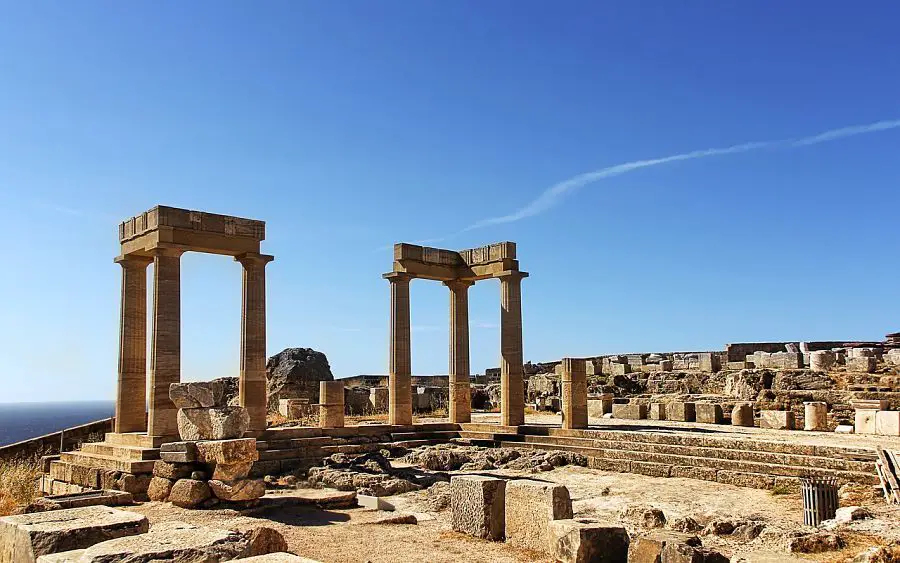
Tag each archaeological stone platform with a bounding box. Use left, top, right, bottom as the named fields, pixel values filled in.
left=384, top=242, right=528, bottom=427
left=114, top=205, right=273, bottom=442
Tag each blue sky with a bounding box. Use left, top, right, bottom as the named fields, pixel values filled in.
left=1, top=2, right=898, bottom=402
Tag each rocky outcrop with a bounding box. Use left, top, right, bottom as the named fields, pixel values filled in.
left=403, top=444, right=587, bottom=473
left=307, top=452, right=448, bottom=497
left=266, top=348, right=334, bottom=407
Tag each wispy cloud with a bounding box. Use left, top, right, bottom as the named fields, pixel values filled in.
left=396, top=118, right=900, bottom=247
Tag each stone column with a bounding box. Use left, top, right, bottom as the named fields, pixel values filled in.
left=237, top=253, right=274, bottom=433
left=445, top=280, right=473, bottom=424
left=804, top=401, right=829, bottom=431
left=560, top=358, right=588, bottom=429
left=148, top=247, right=183, bottom=438
left=319, top=381, right=345, bottom=428
left=114, top=255, right=152, bottom=434
left=387, top=273, right=413, bottom=425
left=499, top=272, right=527, bottom=427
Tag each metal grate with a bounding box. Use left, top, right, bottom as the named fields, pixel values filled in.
left=800, top=476, right=839, bottom=526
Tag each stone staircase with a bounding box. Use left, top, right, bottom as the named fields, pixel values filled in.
left=457, top=423, right=878, bottom=490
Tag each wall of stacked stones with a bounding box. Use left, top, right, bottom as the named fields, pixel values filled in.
left=0, top=418, right=114, bottom=460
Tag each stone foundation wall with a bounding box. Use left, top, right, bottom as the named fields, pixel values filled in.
left=0, top=418, right=114, bottom=460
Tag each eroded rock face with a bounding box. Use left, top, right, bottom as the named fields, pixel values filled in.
left=176, top=407, right=249, bottom=441
left=74, top=521, right=248, bottom=562
left=306, top=452, right=446, bottom=497
left=169, top=381, right=229, bottom=409
left=266, top=348, right=333, bottom=407
left=208, top=479, right=266, bottom=502
left=168, top=479, right=212, bottom=509
left=724, top=370, right=766, bottom=400
left=403, top=444, right=586, bottom=473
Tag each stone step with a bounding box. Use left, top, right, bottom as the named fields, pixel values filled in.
left=256, top=437, right=334, bottom=450
left=387, top=439, right=446, bottom=448
left=459, top=423, right=522, bottom=434
left=257, top=447, right=327, bottom=462
left=389, top=431, right=460, bottom=441
left=59, top=452, right=155, bottom=474
left=103, top=433, right=170, bottom=448
left=80, top=443, right=160, bottom=461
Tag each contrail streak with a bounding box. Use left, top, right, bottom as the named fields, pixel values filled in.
left=458, top=118, right=900, bottom=233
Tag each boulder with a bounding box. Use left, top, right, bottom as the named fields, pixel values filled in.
left=450, top=475, right=506, bottom=540
left=168, top=479, right=212, bottom=509
left=266, top=348, right=334, bottom=407
left=146, top=477, right=174, bottom=502
left=177, top=407, right=249, bottom=441
left=627, top=532, right=701, bottom=563
left=151, top=460, right=194, bottom=480
left=834, top=506, right=873, bottom=524
left=620, top=506, right=666, bottom=529
left=71, top=521, right=249, bottom=562
left=210, top=461, right=254, bottom=481
left=724, top=370, right=765, bottom=400
left=208, top=479, right=266, bottom=502
left=548, top=519, right=629, bottom=563
left=788, top=532, right=845, bottom=553
left=168, top=381, right=229, bottom=409
left=243, top=527, right=288, bottom=557
left=504, top=479, right=573, bottom=551
left=0, top=506, right=148, bottom=562
left=195, top=438, right=258, bottom=464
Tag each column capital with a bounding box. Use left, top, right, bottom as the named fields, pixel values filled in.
left=114, top=254, right=153, bottom=268
left=496, top=270, right=529, bottom=281
left=235, top=252, right=275, bottom=268
left=383, top=272, right=413, bottom=283
left=149, top=245, right=185, bottom=258
left=443, top=279, right=475, bottom=290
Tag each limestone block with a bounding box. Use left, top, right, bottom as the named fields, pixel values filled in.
left=658, top=360, right=673, bottom=372
left=610, top=363, right=631, bottom=376
left=804, top=402, right=828, bottom=431
left=450, top=475, right=506, bottom=540
left=649, top=403, right=666, bottom=421
left=168, top=479, right=212, bottom=508
left=208, top=479, right=266, bottom=501
left=759, top=411, right=795, bottom=430
left=668, top=402, right=696, bottom=422
left=0, top=506, right=148, bottom=563
left=875, top=411, right=900, bottom=436
left=851, top=400, right=889, bottom=410
left=627, top=531, right=701, bottom=563
left=72, top=521, right=250, bottom=562
left=240, top=555, right=320, bottom=563
left=699, top=352, right=721, bottom=372
left=210, top=461, right=254, bottom=481
left=695, top=403, right=723, bottom=424
left=848, top=348, right=875, bottom=359
left=810, top=351, right=835, bottom=372
left=612, top=403, right=646, bottom=420
left=115, top=474, right=151, bottom=497
left=505, top=479, right=573, bottom=551
left=195, top=438, right=258, bottom=464
left=847, top=357, right=876, bottom=373
left=147, top=477, right=174, bottom=502
left=319, top=405, right=344, bottom=428
left=277, top=399, right=309, bottom=419
left=159, top=442, right=197, bottom=463
left=152, top=460, right=194, bottom=480
left=548, top=519, right=629, bottom=563
left=855, top=409, right=877, bottom=435
left=169, top=381, right=228, bottom=409
left=731, top=403, right=754, bottom=427
left=177, top=407, right=249, bottom=441
left=587, top=394, right=613, bottom=418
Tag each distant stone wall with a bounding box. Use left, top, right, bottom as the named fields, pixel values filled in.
left=0, top=418, right=113, bottom=460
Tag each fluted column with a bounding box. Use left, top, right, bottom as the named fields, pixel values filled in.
left=499, top=272, right=527, bottom=427
left=387, top=273, right=413, bottom=425
left=445, top=280, right=473, bottom=423
left=114, top=255, right=152, bottom=434
left=148, top=247, right=183, bottom=437
left=560, top=358, right=588, bottom=429
left=237, top=253, right=274, bottom=433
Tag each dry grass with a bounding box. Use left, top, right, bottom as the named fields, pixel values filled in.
left=0, top=457, right=42, bottom=516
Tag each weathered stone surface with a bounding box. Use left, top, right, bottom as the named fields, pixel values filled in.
left=627, top=532, right=701, bottom=563
left=267, top=348, right=334, bottom=407
left=146, top=477, right=174, bottom=502
left=648, top=403, right=666, bottom=421
left=115, top=474, right=151, bottom=497
left=667, top=402, right=696, bottom=422
left=661, top=542, right=729, bottom=563
left=74, top=521, right=249, bottom=562
left=695, top=403, right=723, bottom=425
left=855, top=409, right=877, bottom=435
left=724, top=371, right=764, bottom=400
left=195, top=438, right=258, bottom=464
left=243, top=527, right=288, bottom=557
left=612, top=403, right=646, bottom=420
left=787, top=531, right=845, bottom=553
left=159, top=442, right=197, bottom=463
left=548, top=519, right=628, bottom=563
left=759, top=410, right=794, bottom=430
left=176, top=407, right=249, bottom=441
left=875, top=411, right=900, bottom=436
left=833, top=506, right=873, bottom=524
left=450, top=475, right=505, bottom=540
left=168, top=479, right=212, bottom=509
left=804, top=402, right=828, bottom=431
left=731, top=403, right=754, bottom=427
left=25, top=491, right=133, bottom=514
left=810, top=350, right=835, bottom=372
left=151, top=460, right=193, bottom=480
left=847, top=356, right=876, bottom=373
left=620, top=506, right=666, bottom=529
left=240, top=555, right=319, bottom=563
left=169, top=381, right=228, bottom=409
left=773, top=370, right=835, bottom=391
left=210, top=461, right=254, bottom=481
left=208, top=479, right=266, bottom=501
left=0, top=506, right=148, bottom=563
left=505, top=479, right=573, bottom=551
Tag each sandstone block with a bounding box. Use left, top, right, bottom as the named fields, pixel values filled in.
left=210, top=461, right=254, bottom=481
left=0, top=506, right=148, bottom=563
left=854, top=409, right=877, bottom=435
left=612, top=403, right=646, bottom=420
left=243, top=527, right=288, bottom=557
left=875, top=411, right=900, bottom=436
left=847, top=356, right=876, bottom=373
left=168, top=479, right=212, bottom=508
left=72, top=521, right=250, bottom=562
left=450, top=475, right=506, bottom=540
left=731, top=403, right=754, bottom=427
left=587, top=395, right=613, bottom=418
left=627, top=531, right=701, bottom=563
left=208, top=479, right=266, bottom=502
left=649, top=403, right=666, bottom=421
left=668, top=402, right=696, bottom=422
left=804, top=402, right=828, bottom=431
left=195, top=438, right=258, bottom=464
left=169, top=381, right=228, bottom=409
left=177, top=407, right=249, bottom=441
left=695, top=403, right=723, bottom=425
left=505, top=479, right=573, bottom=551
left=809, top=351, right=835, bottom=372
left=115, top=474, right=151, bottom=497
left=147, top=477, right=174, bottom=502
left=152, top=460, right=194, bottom=480
left=759, top=410, right=794, bottom=430
left=159, top=442, right=197, bottom=463
left=548, top=519, right=628, bottom=563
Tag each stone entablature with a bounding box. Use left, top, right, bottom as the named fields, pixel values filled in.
left=118, top=205, right=266, bottom=257
left=391, top=242, right=521, bottom=281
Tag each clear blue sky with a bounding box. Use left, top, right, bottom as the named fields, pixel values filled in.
left=1, top=2, right=898, bottom=402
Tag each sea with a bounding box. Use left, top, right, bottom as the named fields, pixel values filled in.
left=0, top=401, right=115, bottom=447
